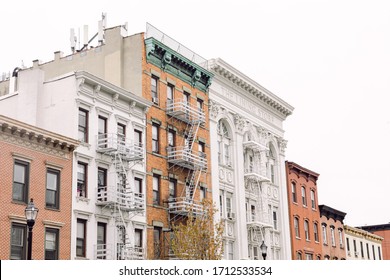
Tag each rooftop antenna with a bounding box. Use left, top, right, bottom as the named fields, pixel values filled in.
left=98, top=13, right=107, bottom=45
left=70, top=28, right=77, bottom=53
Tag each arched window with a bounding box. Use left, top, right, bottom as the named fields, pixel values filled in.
left=267, top=145, right=276, bottom=184
left=294, top=217, right=300, bottom=238
left=217, top=120, right=232, bottom=167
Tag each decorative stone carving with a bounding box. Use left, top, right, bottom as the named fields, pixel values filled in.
left=233, top=113, right=246, bottom=133
left=277, top=137, right=288, bottom=155
left=209, top=99, right=220, bottom=120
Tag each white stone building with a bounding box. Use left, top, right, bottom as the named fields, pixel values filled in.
left=0, top=68, right=151, bottom=259
left=344, top=225, right=383, bottom=260
left=207, top=58, right=294, bottom=260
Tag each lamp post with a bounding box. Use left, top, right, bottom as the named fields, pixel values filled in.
left=25, top=198, right=39, bottom=260
left=260, top=240, right=267, bottom=260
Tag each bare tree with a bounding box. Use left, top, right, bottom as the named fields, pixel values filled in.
left=171, top=199, right=224, bottom=260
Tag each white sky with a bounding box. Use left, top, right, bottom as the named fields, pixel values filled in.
left=1, top=0, right=389, bottom=227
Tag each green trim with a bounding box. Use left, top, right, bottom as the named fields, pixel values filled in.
left=145, top=37, right=213, bottom=92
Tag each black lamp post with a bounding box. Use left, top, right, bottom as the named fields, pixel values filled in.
left=260, top=240, right=268, bottom=260
left=25, top=198, right=39, bottom=260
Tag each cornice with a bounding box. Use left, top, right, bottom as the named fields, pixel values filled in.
left=0, top=114, right=78, bottom=153
left=344, top=225, right=384, bottom=242
left=75, top=71, right=152, bottom=111
left=286, top=161, right=320, bottom=183
left=319, top=204, right=346, bottom=223
left=208, top=58, right=294, bottom=118
left=145, top=37, right=213, bottom=92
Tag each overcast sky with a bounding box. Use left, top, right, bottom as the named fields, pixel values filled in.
left=1, top=0, right=389, bottom=227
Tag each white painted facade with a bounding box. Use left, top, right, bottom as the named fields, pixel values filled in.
left=344, top=225, right=383, bottom=260
left=207, top=58, right=293, bottom=260
left=0, top=68, right=151, bottom=259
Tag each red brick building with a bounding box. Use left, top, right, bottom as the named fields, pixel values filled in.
left=0, top=115, right=78, bottom=259
left=359, top=223, right=390, bottom=260
left=142, top=27, right=213, bottom=259
left=319, top=204, right=347, bottom=260
left=285, top=161, right=322, bottom=260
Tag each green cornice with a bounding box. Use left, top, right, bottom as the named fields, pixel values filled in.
left=145, top=37, right=213, bottom=92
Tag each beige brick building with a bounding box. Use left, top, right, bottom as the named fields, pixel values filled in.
left=0, top=115, right=78, bottom=259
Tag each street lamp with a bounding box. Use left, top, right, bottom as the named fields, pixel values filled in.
left=25, top=198, right=39, bottom=260
left=260, top=240, right=268, bottom=260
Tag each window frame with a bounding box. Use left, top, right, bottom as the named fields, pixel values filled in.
left=152, top=174, right=160, bottom=205
left=301, top=186, right=307, bottom=206
left=78, top=108, right=89, bottom=143
left=291, top=182, right=297, bottom=203
left=294, top=217, right=300, bottom=238
left=304, top=220, right=310, bottom=241
left=152, top=123, right=160, bottom=153
left=76, top=219, right=87, bottom=258
left=10, top=223, right=27, bottom=260
left=45, top=168, right=61, bottom=209
left=45, top=228, right=59, bottom=260
left=151, top=76, right=159, bottom=104
left=310, top=189, right=316, bottom=209
left=77, top=162, right=88, bottom=198
left=12, top=160, right=30, bottom=203
left=313, top=222, right=319, bottom=242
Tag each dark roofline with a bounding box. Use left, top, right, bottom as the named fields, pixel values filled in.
left=286, top=161, right=320, bottom=182
left=319, top=204, right=346, bottom=223
left=358, top=223, right=390, bottom=231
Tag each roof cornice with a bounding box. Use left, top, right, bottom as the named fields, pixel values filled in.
left=145, top=37, right=213, bottom=92
left=208, top=58, right=294, bottom=118
left=286, top=161, right=320, bottom=183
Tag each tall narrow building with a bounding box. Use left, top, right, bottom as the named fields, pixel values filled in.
left=285, top=161, right=322, bottom=260
left=207, top=58, right=294, bottom=260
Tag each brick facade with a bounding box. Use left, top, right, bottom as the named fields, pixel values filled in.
left=285, top=161, right=322, bottom=260
left=0, top=115, right=78, bottom=259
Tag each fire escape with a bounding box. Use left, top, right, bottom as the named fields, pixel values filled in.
left=243, top=139, right=273, bottom=258
left=95, top=133, right=145, bottom=260
left=166, top=98, right=207, bottom=223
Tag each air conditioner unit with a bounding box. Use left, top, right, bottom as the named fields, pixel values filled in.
left=227, top=212, right=235, bottom=220
left=152, top=97, right=159, bottom=104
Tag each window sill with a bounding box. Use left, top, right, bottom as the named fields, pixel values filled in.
left=45, top=207, right=60, bottom=212
left=76, top=196, right=90, bottom=204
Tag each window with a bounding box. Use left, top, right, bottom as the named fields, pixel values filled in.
left=134, top=129, right=142, bottom=146
left=197, top=98, right=203, bottom=112
left=306, top=253, right=313, bottom=260
left=45, top=228, right=59, bottom=260
left=118, top=123, right=126, bottom=143
left=294, top=217, right=300, bottom=238
left=152, top=124, right=159, bottom=153
left=378, top=246, right=382, bottom=260
left=77, top=162, right=87, bottom=198
left=183, top=92, right=190, bottom=104
left=297, top=251, right=302, bottom=260
left=372, top=245, right=376, bottom=260
left=134, top=178, right=142, bottom=195
left=219, top=193, right=224, bottom=217
left=46, top=169, right=60, bottom=209
left=12, top=160, right=29, bottom=203
left=330, top=227, right=336, bottom=247
left=200, top=186, right=206, bottom=201
left=301, top=186, right=307, bottom=206
left=153, top=175, right=160, bottom=205
left=314, top=222, right=319, bottom=242
left=167, top=129, right=175, bottom=150
left=153, top=227, right=162, bottom=259
left=98, top=116, right=107, bottom=147
left=270, top=164, right=275, bottom=183
left=360, top=241, right=364, bottom=258
left=78, top=108, right=89, bottom=142
left=168, top=179, right=176, bottom=201
left=97, top=168, right=107, bottom=201
left=224, top=143, right=231, bottom=166
left=291, top=182, right=297, bottom=203
left=353, top=239, right=357, bottom=256
left=151, top=76, right=159, bottom=104
left=167, top=84, right=174, bottom=103
left=346, top=237, right=350, bottom=253
left=251, top=205, right=256, bottom=222
left=272, top=209, right=278, bottom=230
left=135, top=229, right=143, bottom=248
left=226, top=196, right=232, bottom=216
left=366, top=243, right=370, bottom=259
left=228, top=241, right=234, bottom=260
left=322, top=224, right=327, bottom=245
left=217, top=120, right=231, bottom=166
left=304, top=220, right=310, bottom=241
left=310, top=190, right=316, bottom=209
left=198, top=141, right=206, bottom=158
left=97, top=223, right=106, bottom=259
left=10, top=223, right=26, bottom=260
left=338, top=228, right=343, bottom=248
left=76, top=219, right=87, bottom=257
